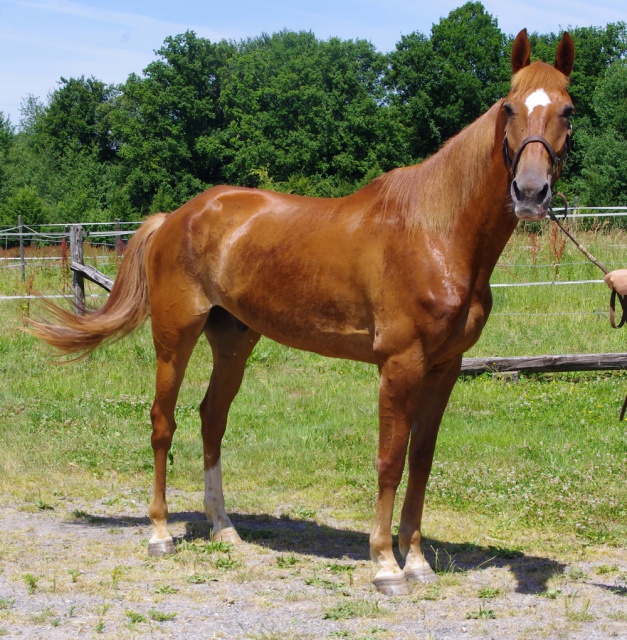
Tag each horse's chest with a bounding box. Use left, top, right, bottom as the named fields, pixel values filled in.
left=420, top=292, right=490, bottom=361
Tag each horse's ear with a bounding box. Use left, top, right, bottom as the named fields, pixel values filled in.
left=554, top=32, right=575, bottom=77
left=511, top=29, right=531, bottom=73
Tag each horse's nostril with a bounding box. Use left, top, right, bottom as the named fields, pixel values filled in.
left=537, top=183, right=549, bottom=204
left=513, top=180, right=522, bottom=201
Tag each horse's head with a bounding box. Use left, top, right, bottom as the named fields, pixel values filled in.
left=503, top=29, right=575, bottom=221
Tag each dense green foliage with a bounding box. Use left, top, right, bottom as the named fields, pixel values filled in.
left=1, top=2, right=626, bottom=225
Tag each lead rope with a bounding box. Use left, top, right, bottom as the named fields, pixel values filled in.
left=548, top=192, right=627, bottom=419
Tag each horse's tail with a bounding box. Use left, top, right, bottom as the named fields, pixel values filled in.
left=27, top=212, right=168, bottom=359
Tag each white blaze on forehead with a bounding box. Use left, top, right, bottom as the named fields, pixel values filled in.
left=525, top=89, right=551, bottom=114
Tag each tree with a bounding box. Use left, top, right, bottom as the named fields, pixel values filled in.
left=570, top=60, right=627, bottom=206
left=429, top=1, right=509, bottom=138
left=593, top=58, right=627, bottom=132
left=0, top=113, right=15, bottom=201
left=386, top=2, right=509, bottom=159
left=384, top=32, right=441, bottom=159
left=0, top=185, right=47, bottom=229
left=36, top=76, right=119, bottom=162
left=112, top=31, right=236, bottom=212
left=219, top=31, right=398, bottom=190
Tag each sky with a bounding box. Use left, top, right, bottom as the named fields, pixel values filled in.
left=1, top=0, right=625, bottom=126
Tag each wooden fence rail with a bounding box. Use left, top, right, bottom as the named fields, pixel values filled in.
left=460, top=352, right=627, bottom=375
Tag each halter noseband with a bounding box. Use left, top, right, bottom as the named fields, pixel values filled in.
left=503, top=128, right=572, bottom=178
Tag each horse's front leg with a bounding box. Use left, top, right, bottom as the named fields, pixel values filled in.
left=398, top=356, right=462, bottom=584
left=371, top=349, right=423, bottom=596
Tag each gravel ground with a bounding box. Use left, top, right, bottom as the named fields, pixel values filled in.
left=0, top=500, right=625, bottom=639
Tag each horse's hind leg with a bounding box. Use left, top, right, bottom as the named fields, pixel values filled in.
left=201, top=307, right=260, bottom=543
left=148, top=313, right=208, bottom=556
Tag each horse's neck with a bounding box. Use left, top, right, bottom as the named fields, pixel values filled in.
left=418, top=105, right=516, bottom=285
left=436, top=106, right=514, bottom=257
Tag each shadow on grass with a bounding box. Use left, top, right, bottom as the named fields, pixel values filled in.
left=69, top=508, right=566, bottom=595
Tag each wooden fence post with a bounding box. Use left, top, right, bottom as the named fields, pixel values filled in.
left=18, top=215, right=25, bottom=282
left=70, top=225, right=85, bottom=313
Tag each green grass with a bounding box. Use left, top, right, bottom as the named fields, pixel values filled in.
left=0, top=227, right=625, bottom=556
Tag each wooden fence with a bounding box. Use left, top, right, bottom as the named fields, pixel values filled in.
left=460, top=352, right=627, bottom=376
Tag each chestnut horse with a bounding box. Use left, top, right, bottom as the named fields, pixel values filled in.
left=29, top=30, right=575, bottom=595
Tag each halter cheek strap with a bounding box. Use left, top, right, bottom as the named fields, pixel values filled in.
left=503, top=129, right=572, bottom=178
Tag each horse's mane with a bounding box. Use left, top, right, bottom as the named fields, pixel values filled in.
left=370, top=61, right=570, bottom=233
left=370, top=103, right=500, bottom=232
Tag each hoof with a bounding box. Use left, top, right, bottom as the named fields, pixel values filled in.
left=404, top=564, right=437, bottom=584
left=148, top=537, right=176, bottom=557
left=373, top=572, right=411, bottom=596
left=212, top=526, right=243, bottom=545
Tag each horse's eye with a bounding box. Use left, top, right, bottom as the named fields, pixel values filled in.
left=504, top=103, right=514, bottom=118
left=562, top=105, right=575, bottom=120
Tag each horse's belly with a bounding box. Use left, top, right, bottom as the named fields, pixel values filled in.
left=219, top=289, right=377, bottom=363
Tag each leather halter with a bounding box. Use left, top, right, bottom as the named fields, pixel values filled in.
left=503, top=128, right=572, bottom=178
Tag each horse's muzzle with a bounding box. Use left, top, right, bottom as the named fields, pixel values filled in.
left=511, top=174, right=552, bottom=220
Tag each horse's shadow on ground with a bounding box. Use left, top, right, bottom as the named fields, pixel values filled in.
left=71, top=509, right=566, bottom=595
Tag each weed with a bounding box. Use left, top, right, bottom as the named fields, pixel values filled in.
left=215, top=555, right=238, bottom=570
left=304, top=574, right=336, bottom=589
left=568, top=567, right=589, bottom=580
left=422, top=584, right=443, bottom=601
left=595, top=564, right=618, bottom=575
left=241, top=528, right=275, bottom=541
left=327, top=562, right=356, bottom=574
left=324, top=599, right=385, bottom=620
left=565, top=596, right=594, bottom=622
left=0, top=598, right=14, bottom=610
left=277, top=554, right=297, bottom=569
left=466, top=604, right=496, bottom=620
left=71, top=509, right=93, bottom=522
left=186, top=573, right=218, bottom=584
left=178, top=539, right=233, bottom=554
left=478, top=587, right=500, bottom=599
left=432, top=547, right=458, bottom=575
left=292, top=505, right=316, bottom=519
left=95, top=620, right=105, bottom=633
left=30, top=607, right=55, bottom=624
left=541, top=588, right=562, bottom=599
left=23, top=573, right=39, bottom=594
left=608, top=611, right=627, bottom=621
left=486, top=545, right=524, bottom=559
left=111, top=565, right=127, bottom=586
left=155, top=584, right=179, bottom=594
left=125, top=610, right=146, bottom=624
left=68, top=569, right=81, bottom=583
left=148, top=608, right=177, bottom=622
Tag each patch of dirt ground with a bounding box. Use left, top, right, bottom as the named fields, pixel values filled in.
left=0, top=499, right=625, bottom=639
